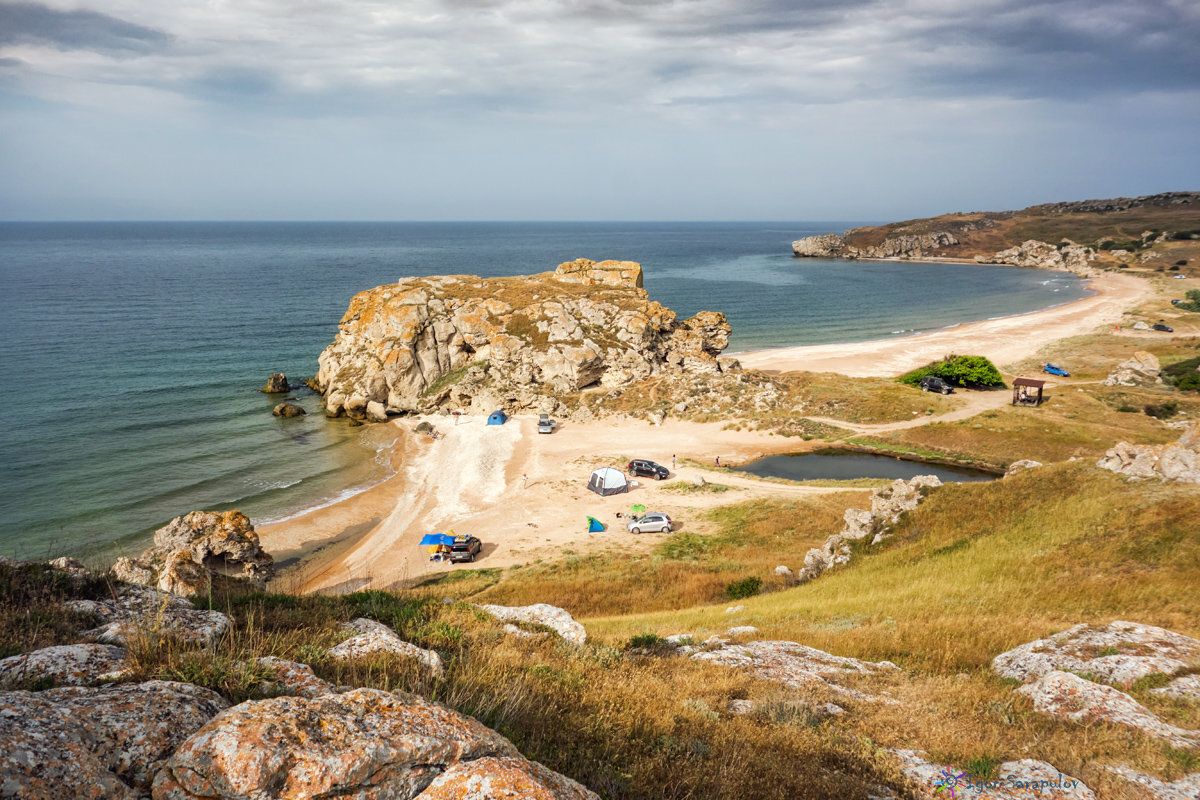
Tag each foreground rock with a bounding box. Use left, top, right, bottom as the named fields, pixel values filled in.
left=1103, top=765, right=1200, bottom=800
left=477, top=603, right=587, bottom=645
left=891, top=750, right=1094, bottom=799
left=1097, top=425, right=1200, bottom=483
left=255, top=657, right=335, bottom=699
left=259, top=373, right=290, bottom=393
left=992, top=621, right=1200, bottom=687
left=798, top=475, right=941, bottom=582
left=1102, top=350, right=1162, bottom=386
left=114, top=510, right=275, bottom=597
left=69, top=585, right=230, bottom=646
left=153, top=688, right=598, bottom=800
left=691, top=640, right=899, bottom=703
left=328, top=618, right=444, bottom=676
left=314, top=259, right=733, bottom=418
left=0, top=644, right=130, bottom=689
left=1017, top=670, right=1199, bottom=747
left=0, top=680, right=228, bottom=799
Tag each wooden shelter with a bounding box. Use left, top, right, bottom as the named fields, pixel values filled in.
left=1012, top=377, right=1045, bottom=407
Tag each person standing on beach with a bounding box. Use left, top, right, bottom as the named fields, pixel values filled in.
left=672, top=454, right=676, bottom=471
left=715, top=456, right=720, bottom=468
left=522, top=473, right=528, bottom=489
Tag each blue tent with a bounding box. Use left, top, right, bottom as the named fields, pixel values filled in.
left=587, top=516, right=605, bottom=533
left=419, top=533, right=455, bottom=547
left=487, top=410, right=508, bottom=425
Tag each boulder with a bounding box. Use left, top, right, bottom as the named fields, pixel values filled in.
left=418, top=756, right=599, bottom=800
left=1005, top=459, right=1043, bottom=475
left=1102, top=350, right=1162, bottom=386
left=1149, top=674, right=1200, bottom=700
left=0, top=680, right=228, bottom=799
left=774, top=565, right=795, bottom=583
left=255, top=657, right=335, bottom=699
left=328, top=618, right=444, bottom=676
left=272, top=402, right=306, bottom=417
left=365, top=400, right=388, bottom=422
left=726, top=626, right=758, bottom=637
left=1017, top=670, right=1199, bottom=747
left=114, top=510, right=275, bottom=597
left=151, top=688, right=596, bottom=800
left=1097, top=425, right=1200, bottom=482
left=891, top=750, right=1094, bottom=799
left=48, top=556, right=88, bottom=572
left=260, top=373, right=290, bottom=393
left=1103, top=765, right=1200, bottom=800
left=0, top=644, right=130, bottom=689
left=69, top=584, right=230, bottom=647
left=476, top=603, right=586, bottom=645
left=691, top=640, right=899, bottom=703
left=991, top=621, right=1200, bottom=686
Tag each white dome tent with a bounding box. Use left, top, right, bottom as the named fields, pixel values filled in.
left=587, top=467, right=629, bottom=496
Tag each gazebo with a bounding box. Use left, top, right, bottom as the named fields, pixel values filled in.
left=1012, top=378, right=1045, bottom=407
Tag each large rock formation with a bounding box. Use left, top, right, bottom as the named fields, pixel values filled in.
left=314, top=259, right=733, bottom=418
left=1102, top=350, right=1162, bottom=386
left=1097, top=425, right=1200, bottom=482
left=114, top=510, right=275, bottom=597
left=978, top=239, right=1097, bottom=276
left=792, top=232, right=958, bottom=259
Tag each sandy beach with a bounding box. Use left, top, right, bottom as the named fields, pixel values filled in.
left=258, top=270, right=1154, bottom=594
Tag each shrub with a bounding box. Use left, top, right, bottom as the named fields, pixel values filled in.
left=1162, top=356, right=1200, bottom=390
left=725, top=576, right=762, bottom=600
left=898, top=355, right=1005, bottom=389
left=1175, top=290, right=1200, bottom=313
left=1144, top=403, right=1179, bottom=420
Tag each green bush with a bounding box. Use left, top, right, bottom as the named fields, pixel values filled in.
left=1175, top=289, right=1200, bottom=313
left=898, top=355, right=1005, bottom=389
left=1162, top=356, right=1200, bottom=390
left=1144, top=403, right=1179, bottom=420
left=725, top=576, right=762, bottom=600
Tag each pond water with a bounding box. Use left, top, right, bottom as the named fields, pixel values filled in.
left=735, top=450, right=998, bottom=483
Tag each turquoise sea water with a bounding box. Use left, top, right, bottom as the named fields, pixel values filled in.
left=0, top=222, right=1087, bottom=561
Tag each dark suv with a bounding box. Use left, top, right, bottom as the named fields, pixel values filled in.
left=919, top=375, right=954, bottom=394
left=627, top=459, right=669, bottom=480
left=449, top=535, right=483, bottom=563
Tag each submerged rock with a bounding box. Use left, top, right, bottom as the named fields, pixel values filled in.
left=272, top=402, right=306, bottom=417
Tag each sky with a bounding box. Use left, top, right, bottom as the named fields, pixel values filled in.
left=1, top=0, right=1198, bottom=221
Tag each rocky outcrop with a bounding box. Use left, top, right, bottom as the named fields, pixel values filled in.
left=152, top=688, right=599, bottom=800
left=1005, top=459, right=1043, bottom=475
left=798, top=475, right=941, bottom=582
left=792, top=232, right=958, bottom=259
left=69, top=585, right=230, bottom=647
left=314, top=260, right=733, bottom=418
left=690, top=640, right=899, bottom=703
left=1097, top=425, right=1200, bottom=482
left=0, top=644, right=130, bottom=689
left=0, top=680, right=228, bottom=799
left=992, top=621, right=1200, bottom=687
left=255, top=657, right=335, bottom=699
left=328, top=618, right=444, bottom=676
left=891, top=750, right=1094, bottom=799
left=476, top=603, right=587, bottom=645
left=1149, top=674, right=1200, bottom=700
left=114, top=510, right=275, bottom=597
left=1103, top=765, right=1200, bottom=800
left=272, top=402, right=306, bottom=417
left=260, top=373, right=290, bottom=393
left=1017, top=670, right=1199, bottom=747
left=1102, top=350, right=1162, bottom=386
left=976, top=239, right=1097, bottom=276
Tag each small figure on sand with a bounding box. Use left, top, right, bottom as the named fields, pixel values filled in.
left=453, top=410, right=461, bottom=425
left=672, top=454, right=676, bottom=470
left=522, top=473, right=528, bottom=489
left=715, top=456, right=720, bottom=468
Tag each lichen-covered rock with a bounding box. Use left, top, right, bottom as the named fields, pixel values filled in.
left=691, top=640, right=899, bottom=703
left=152, top=688, right=522, bottom=799
left=891, top=750, right=1095, bottom=799
left=255, top=657, right=335, bottom=698
left=1103, top=764, right=1200, bottom=800
left=1005, top=460, right=1043, bottom=475
left=417, top=755, right=600, bottom=800
left=1149, top=674, right=1200, bottom=700
left=313, top=261, right=732, bottom=417
left=1102, top=350, right=1162, bottom=386
left=476, top=604, right=586, bottom=645
left=991, top=621, right=1200, bottom=686
left=328, top=619, right=444, bottom=675
left=69, top=585, right=230, bottom=646
left=114, top=510, right=275, bottom=597
left=260, top=373, right=290, bottom=393
left=0, top=644, right=130, bottom=689
left=1017, top=670, right=1200, bottom=747
left=0, top=680, right=228, bottom=799
left=1097, top=425, right=1200, bottom=482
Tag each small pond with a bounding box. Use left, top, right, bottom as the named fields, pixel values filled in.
left=735, top=449, right=998, bottom=483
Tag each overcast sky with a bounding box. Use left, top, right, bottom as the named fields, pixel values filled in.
left=1, top=0, right=1198, bottom=220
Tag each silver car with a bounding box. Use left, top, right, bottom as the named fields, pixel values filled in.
left=627, top=512, right=673, bottom=534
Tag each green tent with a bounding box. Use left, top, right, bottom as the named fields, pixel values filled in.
left=587, top=516, right=605, bottom=532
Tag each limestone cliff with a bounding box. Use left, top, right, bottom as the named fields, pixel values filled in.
left=315, top=259, right=734, bottom=418
left=791, top=231, right=959, bottom=260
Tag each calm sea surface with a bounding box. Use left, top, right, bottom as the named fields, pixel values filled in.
left=0, top=222, right=1086, bottom=560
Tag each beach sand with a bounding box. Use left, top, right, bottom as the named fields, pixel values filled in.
left=258, top=270, right=1153, bottom=594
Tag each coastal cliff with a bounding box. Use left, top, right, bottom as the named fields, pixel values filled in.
left=793, top=191, right=1200, bottom=274
left=315, top=259, right=735, bottom=419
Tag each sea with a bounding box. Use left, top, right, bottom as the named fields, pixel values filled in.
left=0, top=222, right=1087, bottom=562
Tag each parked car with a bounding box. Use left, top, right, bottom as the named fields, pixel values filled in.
left=1152, top=323, right=1174, bottom=332
left=919, top=375, right=955, bottom=394
left=448, top=535, right=483, bottom=563
left=627, top=459, right=669, bottom=479
left=627, top=512, right=673, bottom=534
left=537, top=413, right=557, bottom=434
left=1042, top=363, right=1070, bottom=377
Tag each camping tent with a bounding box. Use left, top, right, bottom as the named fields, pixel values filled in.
left=487, top=410, right=508, bottom=425
left=587, top=516, right=605, bottom=532
left=587, top=467, right=628, bottom=496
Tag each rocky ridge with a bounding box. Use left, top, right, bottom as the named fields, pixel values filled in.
left=1097, top=424, right=1200, bottom=482
left=314, top=259, right=735, bottom=419
left=791, top=231, right=960, bottom=260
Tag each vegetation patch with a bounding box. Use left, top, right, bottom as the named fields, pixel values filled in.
left=898, top=354, right=1006, bottom=389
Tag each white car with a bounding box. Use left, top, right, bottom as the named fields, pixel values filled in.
left=537, top=413, right=557, bottom=434
left=627, top=512, right=673, bottom=534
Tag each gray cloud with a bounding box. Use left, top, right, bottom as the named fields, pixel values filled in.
left=0, top=2, right=169, bottom=53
